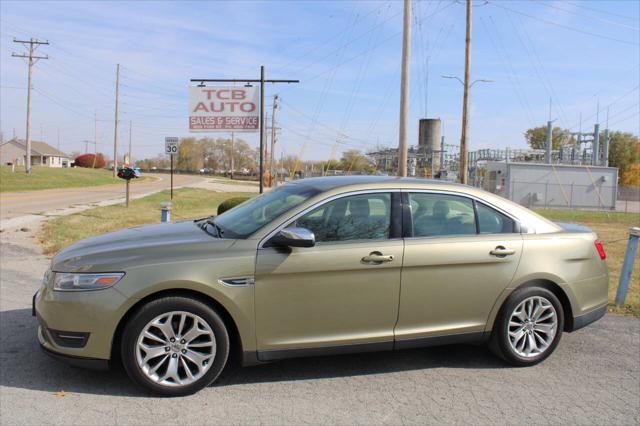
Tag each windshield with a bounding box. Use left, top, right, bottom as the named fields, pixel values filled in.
left=214, top=184, right=320, bottom=238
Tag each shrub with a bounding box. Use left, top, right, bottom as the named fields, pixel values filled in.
left=217, top=196, right=250, bottom=215
left=74, top=153, right=105, bottom=168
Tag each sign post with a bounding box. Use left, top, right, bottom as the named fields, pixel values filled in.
left=189, top=67, right=299, bottom=193
left=165, top=137, right=179, bottom=200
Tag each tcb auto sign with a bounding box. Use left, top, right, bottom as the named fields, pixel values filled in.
left=189, top=86, right=259, bottom=132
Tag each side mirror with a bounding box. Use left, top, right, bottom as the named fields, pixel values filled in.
left=270, top=227, right=315, bottom=248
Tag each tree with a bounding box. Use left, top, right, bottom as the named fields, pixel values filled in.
left=524, top=126, right=573, bottom=150
left=337, top=149, right=374, bottom=174
left=607, top=131, right=639, bottom=184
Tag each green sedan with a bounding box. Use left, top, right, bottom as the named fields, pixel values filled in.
left=34, top=176, right=609, bottom=396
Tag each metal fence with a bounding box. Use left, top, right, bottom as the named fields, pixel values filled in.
left=509, top=181, right=617, bottom=210
left=619, top=186, right=640, bottom=202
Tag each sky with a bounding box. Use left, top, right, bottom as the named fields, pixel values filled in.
left=1, top=0, right=639, bottom=162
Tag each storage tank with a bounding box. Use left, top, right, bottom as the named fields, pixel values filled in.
left=418, top=118, right=441, bottom=173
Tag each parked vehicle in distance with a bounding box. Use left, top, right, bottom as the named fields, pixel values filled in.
left=34, top=176, right=609, bottom=396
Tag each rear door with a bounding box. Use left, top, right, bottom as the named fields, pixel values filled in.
left=395, top=191, right=523, bottom=346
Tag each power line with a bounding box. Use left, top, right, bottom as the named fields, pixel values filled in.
left=531, top=0, right=639, bottom=32
left=480, top=17, right=537, bottom=127
left=491, top=3, right=639, bottom=46
left=273, top=1, right=393, bottom=74
left=499, top=12, right=568, bottom=125
left=565, top=0, right=640, bottom=23
left=568, top=85, right=639, bottom=129
left=608, top=110, right=640, bottom=128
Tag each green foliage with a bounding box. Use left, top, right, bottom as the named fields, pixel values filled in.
left=336, top=149, right=374, bottom=173
left=217, top=196, right=250, bottom=215
left=524, top=125, right=573, bottom=150
left=606, top=131, right=639, bottom=177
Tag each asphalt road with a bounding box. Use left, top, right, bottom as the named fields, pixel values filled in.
left=0, top=173, right=205, bottom=221
left=0, top=231, right=638, bottom=425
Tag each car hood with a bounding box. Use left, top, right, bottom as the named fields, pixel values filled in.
left=52, top=220, right=235, bottom=273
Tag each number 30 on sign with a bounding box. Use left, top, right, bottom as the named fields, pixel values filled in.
left=165, top=137, right=179, bottom=155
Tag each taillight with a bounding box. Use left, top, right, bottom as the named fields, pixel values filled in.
left=594, top=240, right=606, bottom=260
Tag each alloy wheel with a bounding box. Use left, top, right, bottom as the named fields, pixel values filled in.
left=135, top=311, right=217, bottom=387
left=507, top=296, right=558, bottom=358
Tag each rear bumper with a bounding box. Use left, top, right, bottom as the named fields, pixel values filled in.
left=568, top=303, right=607, bottom=332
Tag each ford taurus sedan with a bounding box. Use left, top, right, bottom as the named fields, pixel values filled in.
left=34, top=176, right=609, bottom=396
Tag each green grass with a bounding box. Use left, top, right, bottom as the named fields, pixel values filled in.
left=0, top=166, right=128, bottom=192
left=535, top=209, right=639, bottom=226
left=208, top=176, right=259, bottom=186
left=39, top=188, right=253, bottom=255
left=536, top=209, right=640, bottom=316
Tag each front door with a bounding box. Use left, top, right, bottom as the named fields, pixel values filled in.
left=395, top=191, right=523, bottom=345
left=255, top=191, right=403, bottom=359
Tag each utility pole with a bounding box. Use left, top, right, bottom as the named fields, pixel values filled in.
left=398, top=0, right=411, bottom=177
left=190, top=67, right=299, bottom=193
left=113, top=63, right=120, bottom=178
left=545, top=120, right=553, bottom=164
left=230, top=132, right=235, bottom=178
left=270, top=95, right=279, bottom=187
left=280, top=150, right=284, bottom=184
left=603, top=107, right=610, bottom=167
left=592, top=123, right=600, bottom=166
left=92, top=111, right=99, bottom=169
left=128, top=120, right=132, bottom=166
left=12, top=38, right=48, bottom=173
left=459, top=0, right=472, bottom=184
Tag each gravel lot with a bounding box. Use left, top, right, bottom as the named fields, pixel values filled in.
left=0, top=222, right=638, bottom=425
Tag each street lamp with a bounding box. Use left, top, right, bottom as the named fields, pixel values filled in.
left=441, top=74, right=492, bottom=184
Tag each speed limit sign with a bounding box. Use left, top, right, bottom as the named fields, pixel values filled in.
left=165, top=137, right=179, bottom=155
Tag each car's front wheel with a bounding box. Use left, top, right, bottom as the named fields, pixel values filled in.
left=120, top=296, right=229, bottom=396
left=490, top=287, right=564, bottom=366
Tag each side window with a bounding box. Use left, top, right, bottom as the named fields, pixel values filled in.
left=409, top=193, right=476, bottom=237
left=295, top=193, right=391, bottom=243
left=476, top=202, right=516, bottom=234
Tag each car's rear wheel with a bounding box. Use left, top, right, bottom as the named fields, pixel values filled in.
left=121, top=296, right=229, bottom=396
left=490, top=287, right=564, bottom=366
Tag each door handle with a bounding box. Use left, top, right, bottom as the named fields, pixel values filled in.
left=489, top=246, right=516, bottom=257
left=361, top=251, right=394, bottom=264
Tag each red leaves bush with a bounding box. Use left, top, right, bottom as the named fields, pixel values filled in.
left=74, top=153, right=105, bottom=168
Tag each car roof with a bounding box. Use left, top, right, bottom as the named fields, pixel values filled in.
left=286, top=175, right=465, bottom=192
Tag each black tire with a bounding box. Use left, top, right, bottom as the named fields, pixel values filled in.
left=120, top=296, right=229, bottom=396
left=489, top=286, right=564, bottom=366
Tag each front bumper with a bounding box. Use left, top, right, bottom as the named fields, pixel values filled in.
left=33, top=282, right=130, bottom=362
left=37, top=324, right=109, bottom=370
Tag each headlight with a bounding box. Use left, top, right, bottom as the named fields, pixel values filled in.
left=53, top=272, right=125, bottom=291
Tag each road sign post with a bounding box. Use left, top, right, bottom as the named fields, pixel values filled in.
left=615, top=227, right=640, bottom=307
left=165, top=137, right=179, bottom=200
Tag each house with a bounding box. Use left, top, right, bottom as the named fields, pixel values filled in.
left=0, top=138, right=70, bottom=168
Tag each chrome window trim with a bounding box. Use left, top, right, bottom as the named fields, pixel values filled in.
left=258, top=189, right=400, bottom=249
left=402, top=188, right=526, bottom=238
